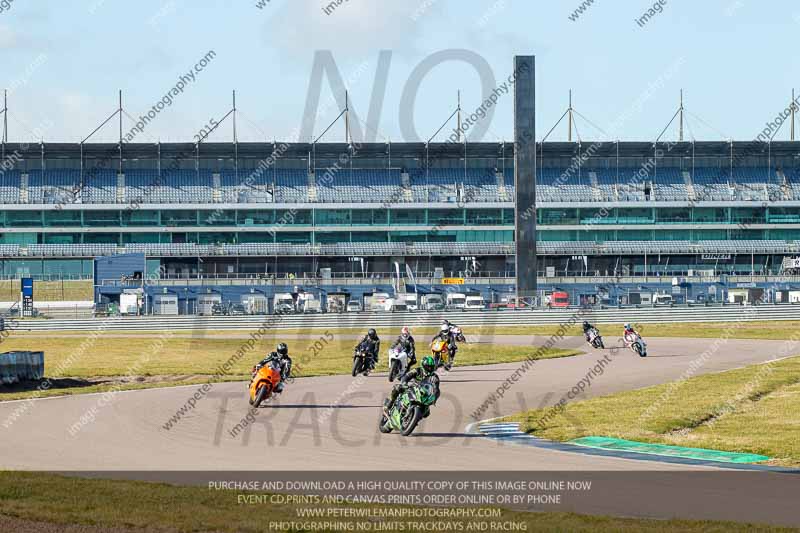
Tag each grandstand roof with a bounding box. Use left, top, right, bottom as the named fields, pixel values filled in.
left=4, top=141, right=800, bottom=161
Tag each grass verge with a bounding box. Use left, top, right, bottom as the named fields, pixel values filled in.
left=0, top=280, right=92, bottom=302
left=0, top=334, right=579, bottom=401
left=0, top=472, right=792, bottom=533
left=505, top=356, right=800, bottom=467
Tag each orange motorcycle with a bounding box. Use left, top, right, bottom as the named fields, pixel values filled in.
left=249, top=360, right=283, bottom=407
left=430, top=339, right=452, bottom=371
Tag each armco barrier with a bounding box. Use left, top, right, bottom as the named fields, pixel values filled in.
left=0, top=351, right=44, bottom=385
left=9, top=305, right=800, bottom=332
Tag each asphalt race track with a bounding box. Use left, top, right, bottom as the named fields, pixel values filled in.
left=2, top=336, right=799, bottom=526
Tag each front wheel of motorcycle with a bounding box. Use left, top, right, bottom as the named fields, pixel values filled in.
left=252, top=385, right=269, bottom=408
left=389, top=359, right=400, bottom=382
left=352, top=357, right=361, bottom=377
left=378, top=411, right=392, bottom=433
left=400, top=405, right=423, bottom=436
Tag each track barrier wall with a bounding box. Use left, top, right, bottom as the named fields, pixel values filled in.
left=9, top=305, right=800, bottom=332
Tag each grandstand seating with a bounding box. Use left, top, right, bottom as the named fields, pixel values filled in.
left=0, top=166, right=791, bottom=205
left=0, top=170, right=21, bottom=203
left=4, top=240, right=799, bottom=259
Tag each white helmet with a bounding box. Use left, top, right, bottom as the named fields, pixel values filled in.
left=440, top=324, right=450, bottom=332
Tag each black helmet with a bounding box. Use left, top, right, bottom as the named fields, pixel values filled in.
left=583, top=321, right=590, bottom=329
left=276, top=342, right=288, bottom=356
left=368, top=328, right=377, bottom=339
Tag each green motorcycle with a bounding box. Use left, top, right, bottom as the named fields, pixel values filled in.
left=379, top=380, right=438, bottom=436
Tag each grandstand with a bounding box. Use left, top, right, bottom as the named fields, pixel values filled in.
left=2, top=138, right=800, bottom=308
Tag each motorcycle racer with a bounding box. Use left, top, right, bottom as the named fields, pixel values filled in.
left=252, top=342, right=292, bottom=393
left=356, top=328, right=381, bottom=368
left=383, top=355, right=440, bottom=414
left=390, top=326, right=417, bottom=369
left=431, top=321, right=460, bottom=366
left=623, top=323, right=640, bottom=346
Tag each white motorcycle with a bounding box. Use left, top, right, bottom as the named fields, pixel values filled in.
left=388, top=347, right=409, bottom=382
left=586, top=327, right=604, bottom=349
left=625, top=332, right=648, bottom=357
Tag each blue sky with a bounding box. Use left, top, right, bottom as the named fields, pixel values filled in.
left=1, top=0, right=799, bottom=144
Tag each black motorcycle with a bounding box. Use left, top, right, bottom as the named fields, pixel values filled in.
left=351, top=344, right=374, bottom=377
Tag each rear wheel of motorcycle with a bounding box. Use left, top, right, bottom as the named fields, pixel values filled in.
left=400, top=405, right=423, bottom=436
left=444, top=362, right=452, bottom=371
left=252, top=385, right=269, bottom=408
left=389, top=360, right=400, bottom=382
left=352, top=358, right=361, bottom=377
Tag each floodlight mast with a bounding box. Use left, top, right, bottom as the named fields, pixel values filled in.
left=345, top=90, right=350, bottom=145
left=567, top=90, right=573, bottom=142
left=119, top=90, right=123, bottom=174
left=310, top=91, right=348, bottom=169
left=233, top=90, right=238, bottom=180
left=80, top=92, right=125, bottom=185
left=424, top=97, right=461, bottom=179
left=1, top=89, right=7, bottom=160
left=792, top=89, right=796, bottom=142
left=457, top=90, right=461, bottom=143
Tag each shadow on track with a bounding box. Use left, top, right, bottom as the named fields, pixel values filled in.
left=438, top=379, right=507, bottom=383
left=443, top=368, right=517, bottom=373
left=409, top=432, right=484, bottom=439
left=262, top=404, right=382, bottom=410
left=0, top=377, right=112, bottom=394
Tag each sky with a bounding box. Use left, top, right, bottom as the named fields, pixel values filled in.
left=1, top=0, right=800, bottom=145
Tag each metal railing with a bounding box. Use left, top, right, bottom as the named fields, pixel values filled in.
left=12, top=304, right=800, bottom=331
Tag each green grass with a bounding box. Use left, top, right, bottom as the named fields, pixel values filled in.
left=0, top=472, right=791, bottom=533
left=505, top=356, right=800, bottom=467
left=0, top=333, right=580, bottom=401
left=0, top=280, right=93, bottom=301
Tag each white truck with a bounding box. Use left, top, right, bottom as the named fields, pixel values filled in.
left=464, top=294, right=486, bottom=310
left=446, top=292, right=467, bottom=310
left=364, top=292, right=392, bottom=312
left=653, top=293, right=673, bottom=306
left=299, top=295, right=322, bottom=313
left=421, top=293, right=445, bottom=311
left=399, top=293, right=418, bottom=311
left=273, top=293, right=296, bottom=314
left=119, top=292, right=141, bottom=315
